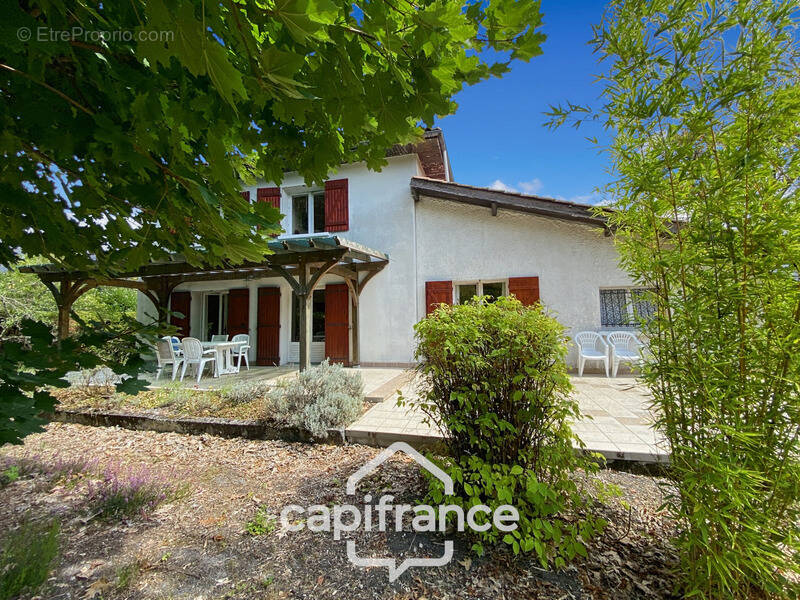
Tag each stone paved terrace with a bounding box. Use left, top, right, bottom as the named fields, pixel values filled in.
left=144, top=365, right=412, bottom=403
left=140, top=365, right=667, bottom=462
left=347, top=374, right=669, bottom=463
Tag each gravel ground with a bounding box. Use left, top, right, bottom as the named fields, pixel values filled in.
left=0, top=423, right=680, bottom=599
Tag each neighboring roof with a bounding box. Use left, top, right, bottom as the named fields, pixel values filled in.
left=19, top=234, right=389, bottom=282
left=409, top=177, right=610, bottom=229
left=387, top=129, right=453, bottom=182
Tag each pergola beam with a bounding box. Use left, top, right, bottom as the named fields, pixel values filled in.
left=23, top=235, right=390, bottom=363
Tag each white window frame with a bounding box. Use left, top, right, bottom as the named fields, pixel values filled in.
left=598, top=286, right=654, bottom=329
left=452, top=279, right=507, bottom=304
left=288, top=190, right=325, bottom=237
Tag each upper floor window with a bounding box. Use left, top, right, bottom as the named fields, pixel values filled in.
left=600, top=288, right=655, bottom=327
left=455, top=280, right=506, bottom=304
left=292, top=192, right=326, bottom=235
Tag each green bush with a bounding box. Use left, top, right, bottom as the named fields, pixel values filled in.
left=0, top=519, right=60, bottom=600
left=549, top=1, right=800, bottom=597
left=270, top=360, right=363, bottom=437
left=404, top=296, right=608, bottom=566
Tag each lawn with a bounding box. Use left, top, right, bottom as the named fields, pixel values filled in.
left=0, top=423, right=678, bottom=600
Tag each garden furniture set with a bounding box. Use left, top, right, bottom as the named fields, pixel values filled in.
left=155, top=334, right=252, bottom=382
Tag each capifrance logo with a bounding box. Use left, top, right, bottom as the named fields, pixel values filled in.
left=279, top=442, right=520, bottom=581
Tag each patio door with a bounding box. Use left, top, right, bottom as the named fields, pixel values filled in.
left=227, top=288, right=249, bottom=338
left=325, top=284, right=349, bottom=365
left=256, top=287, right=280, bottom=365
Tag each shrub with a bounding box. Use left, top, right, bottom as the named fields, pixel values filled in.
left=86, top=464, right=182, bottom=519
left=270, top=360, right=363, bottom=437
left=221, top=379, right=273, bottom=405
left=0, top=518, right=60, bottom=600
left=549, top=2, right=800, bottom=597
left=1, top=453, right=98, bottom=485
left=404, top=296, right=607, bottom=566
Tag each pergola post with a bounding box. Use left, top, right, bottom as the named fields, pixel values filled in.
left=56, top=279, right=73, bottom=340
left=351, top=293, right=360, bottom=367
left=297, top=263, right=312, bottom=372
left=345, top=279, right=360, bottom=367
left=273, top=255, right=343, bottom=372
left=344, top=268, right=381, bottom=368
left=40, top=277, right=96, bottom=341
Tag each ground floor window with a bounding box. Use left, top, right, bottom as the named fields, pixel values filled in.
left=600, top=288, right=655, bottom=327
left=204, top=292, right=229, bottom=340
left=455, top=280, right=506, bottom=304
left=291, top=290, right=326, bottom=342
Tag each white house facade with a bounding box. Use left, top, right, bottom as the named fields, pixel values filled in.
left=136, top=129, right=642, bottom=368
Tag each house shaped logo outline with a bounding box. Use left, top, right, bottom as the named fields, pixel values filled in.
left=346, top=441, right=454, bottom=495
left=345, top=441, right=454, bottom=581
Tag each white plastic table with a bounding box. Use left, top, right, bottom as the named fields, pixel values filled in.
left=201, top=341, right=243, bottom=376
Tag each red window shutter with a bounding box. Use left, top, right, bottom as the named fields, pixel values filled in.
left=257, top=186, right=281, bottom=209
left=508, top=276, right=540, bottom=306
left=241, top=191, right=251, bottom=202
left=425, top=281, right=453, bottom=315
left=256, top=287, right=281, bottom=366
left=226, top=288, right=249, bottom=338
left=169, top=291, right=191, bottom=337
left=324, top=179, right=349, bottom=232
left=325, top=284, right=350, bottom=365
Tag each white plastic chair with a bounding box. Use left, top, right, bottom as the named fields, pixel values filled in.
left=575, top=331, right=610, bottom=377
left=156, top=339, right=183, bottom=381
left=231, top=333, right=251, bottom=371
left=607, top=331, right=643, bottom=377
left=211, top=334, right=229, bottom=342
left=180, top=337, right=217, bottom=383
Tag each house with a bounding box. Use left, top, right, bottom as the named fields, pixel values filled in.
left=135, top=129, right=643, bottom=369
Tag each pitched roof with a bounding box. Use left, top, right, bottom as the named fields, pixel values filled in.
left=409, top=176, right=611, bottom=228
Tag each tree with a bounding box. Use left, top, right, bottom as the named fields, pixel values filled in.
left=0, top=258, right=150, bottom=445
left=549, top=1, right=800, bottom=597
left=1, top=0, right=545, bottom=273
left=0, top=0, right=545, bottom=445
left=0, top=258, right=136, bottom=340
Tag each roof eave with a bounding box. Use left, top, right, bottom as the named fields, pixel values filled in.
left=410, top=177, right=610, bottom=229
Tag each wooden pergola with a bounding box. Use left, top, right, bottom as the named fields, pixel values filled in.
left=20, top=235, right=389, bottom=371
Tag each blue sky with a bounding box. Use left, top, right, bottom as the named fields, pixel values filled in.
left=435, top=1, right=611, bottom=204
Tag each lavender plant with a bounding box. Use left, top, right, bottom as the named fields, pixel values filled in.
left=86, top=464, right=179, bottom=519
left=269, top=360, right=363, bottom=437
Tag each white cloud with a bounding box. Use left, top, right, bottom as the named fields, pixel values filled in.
left=489, top=178, right=605, bottom=205
left=489, top=179, right=517, bottom=193
left=518, top=178, right=543, bottom=195
left=489, top=178, right=543, bottom=196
